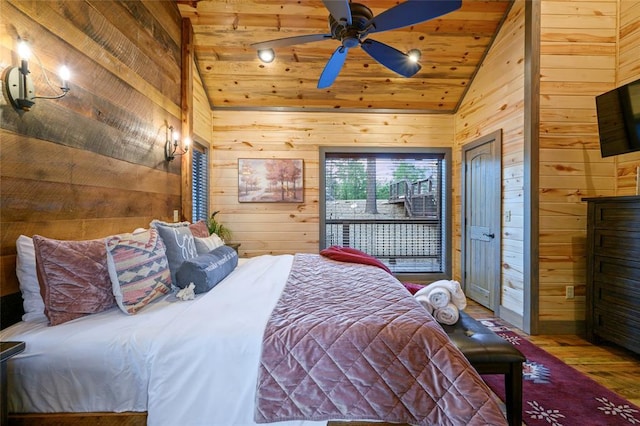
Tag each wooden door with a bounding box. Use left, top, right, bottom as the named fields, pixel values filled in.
left=462, top=131, right=501, bottom=311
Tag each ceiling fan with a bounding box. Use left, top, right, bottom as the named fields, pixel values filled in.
left=251, top=0, right=463, bottom=89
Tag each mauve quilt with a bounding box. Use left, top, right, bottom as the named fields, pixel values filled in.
left=255, top=254, right=507, bottom=425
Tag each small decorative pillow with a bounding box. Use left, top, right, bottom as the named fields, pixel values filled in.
left=189, top=220, right=210, bottom=238
left=105, top=228, right=172, bottom=315
left=32, top=235, right=115, bottom=326
left=150, top=220, right=197, bottom=286
left=176, top=245, right=238, bottom=294
left=402, top=282, right=425, bottom=295
left=194, top=233, right=224, bottom=255
left=320, top=245, right=392, bottom=274
left=16, top=235, right=46, bottom=322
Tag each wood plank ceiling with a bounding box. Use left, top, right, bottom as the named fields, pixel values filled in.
left=178, top=0, right=513, bottom=112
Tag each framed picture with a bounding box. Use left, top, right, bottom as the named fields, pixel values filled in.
left=238, top=158, right=304, bottom=203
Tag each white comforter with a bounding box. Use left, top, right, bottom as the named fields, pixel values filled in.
left=1, top=255, right=325, bottom=426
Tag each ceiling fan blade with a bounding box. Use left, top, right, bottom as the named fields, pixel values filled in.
left=366, top=0, right=462, bottom=34
left=361, top=39, right=421, bottom=78
left=322, top=0, right=352, bottom=25
left=251, top=34, right=332, bottom=50
left=317, top=46, right=349, bottom=89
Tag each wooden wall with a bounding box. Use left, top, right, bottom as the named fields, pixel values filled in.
left=0, top=0, right=184, bottom=326
left=614, top=1, right=640, bottom=194
left=211, top=111, right=454, bottom=258
left=193, top=58, right=213, bottom=143
left=536, top=0, right=639, bottom=332
left=453, top=1, right=526, bottom=318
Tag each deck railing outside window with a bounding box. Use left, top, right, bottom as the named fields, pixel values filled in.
left=325, top=218, right=443, bottom=273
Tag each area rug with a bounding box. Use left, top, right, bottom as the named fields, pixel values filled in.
left=477, top=318, right=640, bottom=425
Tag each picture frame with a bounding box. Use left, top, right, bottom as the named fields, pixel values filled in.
left=238, top=158, right=304, bottom=203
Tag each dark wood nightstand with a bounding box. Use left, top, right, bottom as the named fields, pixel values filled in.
left=227, top=243, right=241, bottom=253
left=1, top=341, right=25, bottom=425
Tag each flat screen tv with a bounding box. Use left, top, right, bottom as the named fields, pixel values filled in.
left=596, top=77, right=640, bottom=157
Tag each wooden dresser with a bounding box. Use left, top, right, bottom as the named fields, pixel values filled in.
left=584, top=196, right=640, bottom=355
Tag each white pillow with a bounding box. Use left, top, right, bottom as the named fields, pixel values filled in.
left=194, top=234, right=225, bottom=255
left=16, top=235, right=47, bottom=322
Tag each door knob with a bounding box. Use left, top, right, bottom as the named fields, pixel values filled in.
left=483, top=233, right=495, bottom=239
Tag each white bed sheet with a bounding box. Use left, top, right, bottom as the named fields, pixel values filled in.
left=1, top=255, right=326, bottom=426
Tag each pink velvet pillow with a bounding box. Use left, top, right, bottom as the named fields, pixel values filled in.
left=320, top=245, right=392, bottom=274
left=402, top=282, right=425, bottom=295
left=189, top=220, right=210, bottom=238
left=33, top=235, right=115, bottom=326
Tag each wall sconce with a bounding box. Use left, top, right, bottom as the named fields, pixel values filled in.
left=4, top=40, right=71, bottom=111
left=165, top=125, right=190, bottom=161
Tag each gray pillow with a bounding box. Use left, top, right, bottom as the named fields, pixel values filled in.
left=150, top=220, right=197, bottom=286
left=175, top=245, right=238, bottom=293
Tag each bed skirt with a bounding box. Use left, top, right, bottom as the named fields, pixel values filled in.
left=8, top=412, right=147, bottom=426
left=8, top=413, right=411, bottom=426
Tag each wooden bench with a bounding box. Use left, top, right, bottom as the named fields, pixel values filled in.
left=440, top=311, right=525, bottom=426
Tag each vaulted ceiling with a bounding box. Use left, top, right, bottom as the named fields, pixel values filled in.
left=178, top=0, right=513, bottom=112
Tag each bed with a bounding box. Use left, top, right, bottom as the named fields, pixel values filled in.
left=1, top=234, right=506, bottom=425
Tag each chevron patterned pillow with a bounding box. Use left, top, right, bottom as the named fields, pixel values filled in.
left=106, top=228, right=172, bottom=315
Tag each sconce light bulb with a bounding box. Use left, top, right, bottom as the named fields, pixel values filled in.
left=257, top=49, right=275, bottom=63
left=59, top=65, right=71, bottom=81
left=408, top=49, right=421, bottom=63
left=184, top=137, right=191, bottom=150
left=17, top=41, right=32, bottom=61
left=172, top=129, right=179, bottom=143
left=59, top=65, right=71, bottom=91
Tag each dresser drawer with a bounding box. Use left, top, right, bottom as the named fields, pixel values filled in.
left=593, top=254, right=640, bottom=286
left=592, top=200, right=640, bottom=230
left=593, top=230, right=640, bottom=260
left=593, top=306, right=640, bottom=354
left=593, top=276, right=640, bottom=311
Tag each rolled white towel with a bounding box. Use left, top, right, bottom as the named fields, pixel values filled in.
left=424, top=279, right=467, bottom=310
left=414, top=294, right=434, bottom=315
left=426, top=286, right=451, bottom=308
left=433, top=303, right=459, bottom=325
left=414, top=284, right=450, bottom=308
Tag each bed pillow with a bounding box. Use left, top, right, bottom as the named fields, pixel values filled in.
left=32, top=235, right=115, bottom=326
left=320, top=245, right=392, bottom=274
left=189, top=220, right=210, bottom=238
left=176, top=245, right=238, bottom=294
left=16, top=235, right=47, bottom=322
left=105, top=228, right=172, bottom=315
left=194, top=233, right=224, bottom=255
left=150, top=220, right=197, bottom=286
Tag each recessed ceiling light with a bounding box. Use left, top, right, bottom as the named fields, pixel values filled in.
left=257, top=49, right=275, bottom=63
left=408, top=49, right=421, bottom=63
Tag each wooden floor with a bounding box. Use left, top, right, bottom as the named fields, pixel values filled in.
left=465, top=301, right=640, bottom=408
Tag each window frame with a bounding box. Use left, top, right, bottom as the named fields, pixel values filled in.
left=191, top=141, right=209, bottom=223
left=319, top=146, right=452, bottom=282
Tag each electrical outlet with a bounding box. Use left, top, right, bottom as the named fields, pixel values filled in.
left=565, top=285, right=574, bottom=299
left=505, top=210, right=511, bottom=223
left=173, top=209, right=179, bottom=222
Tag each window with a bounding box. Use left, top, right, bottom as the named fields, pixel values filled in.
left=320, top=147, right=451, bottom=280
left=191, top=143, right=209, bottom=223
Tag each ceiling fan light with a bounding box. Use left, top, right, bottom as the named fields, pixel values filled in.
left=257, top=48, right=275, bottom=63
left=408, top=49, right=421, bottom=63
